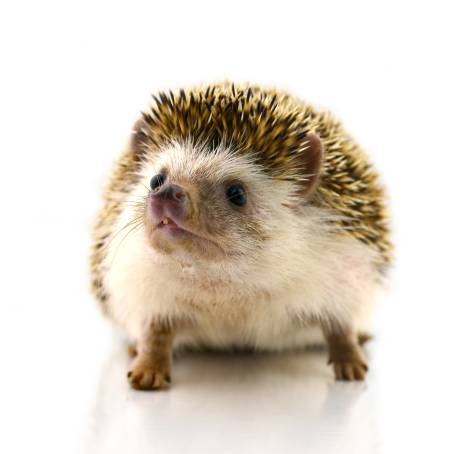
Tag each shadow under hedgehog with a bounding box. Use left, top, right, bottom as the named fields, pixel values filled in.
left=90, top=82, right=392, bottom=390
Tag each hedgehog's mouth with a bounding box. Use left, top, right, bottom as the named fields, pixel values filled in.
left=154, top=217, right=188, bottom=238
left=159, top=217, right=175, bottom=227
left=151, top=216, right=226, bottom=254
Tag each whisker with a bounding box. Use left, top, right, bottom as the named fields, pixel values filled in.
left=104, top=215, right=144, bottom=249
left=126, top=193, right=148, bottom=199
left=123, top=197, right=148, bottom=203
left=139, top=183, right=151, bottom=193
left=122, top=202, right=147, bottom=208
left=110, top=221, right=144, bottom=266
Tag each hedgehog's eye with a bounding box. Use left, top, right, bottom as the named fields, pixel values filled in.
left=150, top=174, right=166, bottom=191
left=226, top=184, right=247, bottom=207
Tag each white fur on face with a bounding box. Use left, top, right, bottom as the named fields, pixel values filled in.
left=103, top=142, right=381, bottom=349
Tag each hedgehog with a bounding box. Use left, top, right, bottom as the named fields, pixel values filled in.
left=90, top=82, right=392, bottom=389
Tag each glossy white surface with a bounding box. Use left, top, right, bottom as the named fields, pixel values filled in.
left=86, top=348, right=376, bottom=454
left=2, top=219, right=453, bottom=454
left=1, top=1, right=453, bottom=453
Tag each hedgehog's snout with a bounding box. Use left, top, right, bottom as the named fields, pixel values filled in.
left=149, top=182, right=189, bottom=225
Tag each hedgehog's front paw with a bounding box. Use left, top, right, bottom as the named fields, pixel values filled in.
left=329, top=345, right=368, bottom=381
left=331, top=359, right=368, bottom=381
left=127, top=358, right=171, bottom=390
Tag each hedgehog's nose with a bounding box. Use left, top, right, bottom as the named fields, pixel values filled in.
left=153, top=184, right=187, bottom=203
left=149, top=184, right=188, bottom=222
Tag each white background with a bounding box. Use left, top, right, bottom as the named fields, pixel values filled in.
left=1, top=1, right=453, bottom=453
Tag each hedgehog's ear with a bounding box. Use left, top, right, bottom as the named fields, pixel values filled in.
left=298, top=133, right=324, bottom=198
left=131, top=116, right=148, bottom=154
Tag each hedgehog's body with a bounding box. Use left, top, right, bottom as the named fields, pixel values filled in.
left=91, top=82, right=391, bottom=388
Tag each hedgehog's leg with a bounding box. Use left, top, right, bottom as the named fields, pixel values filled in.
left=322, top=322, right=368, bottom=381
left=127, top=320, right=174, bottom=390
left=357, top=332, right=372, bottom=346
left=127, top=344, right=138, bottom=358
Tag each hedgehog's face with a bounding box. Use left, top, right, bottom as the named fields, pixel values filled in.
left=135, top=142, right=298, bottom=262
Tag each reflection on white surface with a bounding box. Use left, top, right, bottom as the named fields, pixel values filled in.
left=84, top=345, right=378, bottom=454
